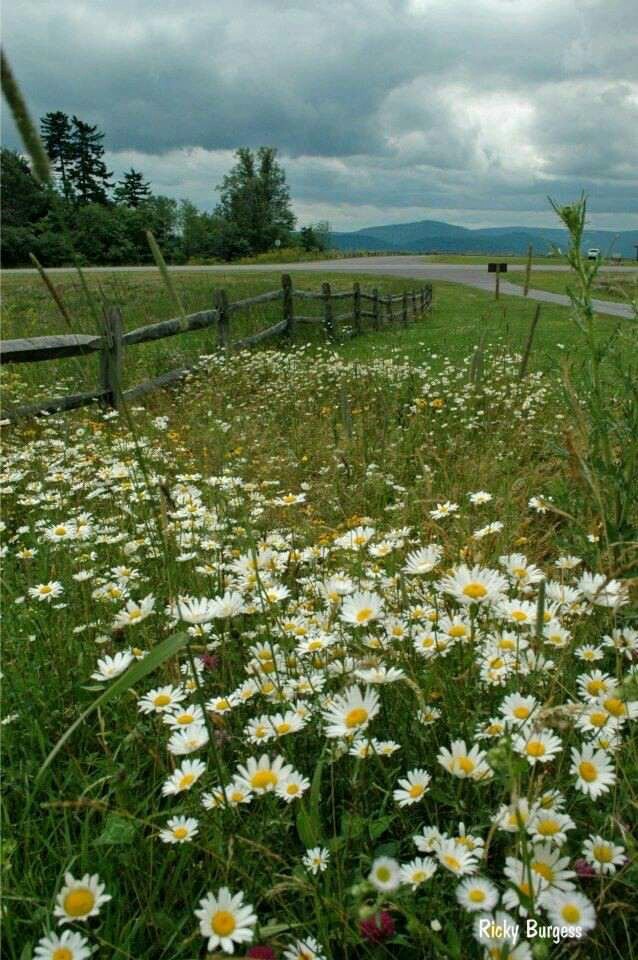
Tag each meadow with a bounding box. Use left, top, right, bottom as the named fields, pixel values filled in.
left=506, top=270, right=638, bottom=304
left=2, top=234, right=637, bottom=960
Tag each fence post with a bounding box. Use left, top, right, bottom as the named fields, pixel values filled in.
left=352, top=282, right=362, bottom=335
left=523, top=244, right=533, bottom=297
left=412, top=289, right=418, bottom=320
left=495, top=270, right=500, bottom=301
left=372, top=288, right=380, bottom=330
left=401, top=291, right=409, bottom=326
left=281, top=273, right=295, bottom=338
left=385, top=295, right=394, bottom=324
left=322, top=281, right=334, bottom=339
left=215, top=288, right=230, bottom=349
left=100, top=306, right=123, bottom=409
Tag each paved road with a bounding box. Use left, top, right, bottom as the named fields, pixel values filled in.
left=4, top=256, right=635, bottom=318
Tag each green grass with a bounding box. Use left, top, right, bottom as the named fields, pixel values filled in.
left=507, top=270, right=638, bottom=302
left=2, top=267, right=637, bottom=960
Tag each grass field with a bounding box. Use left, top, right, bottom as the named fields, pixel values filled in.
left=2, top=266, right=637, bottom=960
left=507, top=270, right=638, bottom=303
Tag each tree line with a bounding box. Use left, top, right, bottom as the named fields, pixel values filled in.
left=1, top=111, right=330, bottom=267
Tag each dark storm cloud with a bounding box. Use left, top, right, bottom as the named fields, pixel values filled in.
left=3, top=0, right=637, bottom=228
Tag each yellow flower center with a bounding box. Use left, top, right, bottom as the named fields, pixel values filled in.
left=512, top=567, right=527, bottom=578
left=469, top=889, right=486, bottom=903
left=173, top=826, right=189, bottom=839
left=286, top=783, right=300, bottom=795
left=251, top=770, right=277, bottom=789
left=63, top=888, right=95, bottom=917
left=526, top=741, right=546, bottom=757
left=593, top=844, right=612, bottom=863
left=129, top=609, right=142, bottom=619
left=519, top=881, right=531, bottom=896
left=590, top=712, right=607, bottom=727
left=409, top=784, right=424, bottom=798
left=230, top=790, right=245, bottom=803
left=579, top=761, right=598, bottom=782
left=514, top=706, right=530, bottom=719
left=443, top=854, right=461, bottom=871
left=211, top=909, right=236, bottom=936
left=463, top=582, right=487, bottom=599
left=587, top=679, right=605, bottom=695
left=53, top=950, right=73, bottom=960
left=532, top=861, right=553, bottom=881
left=512, top=610, right=528, bottom=622
left=276, top=722, right=291, bottom=735
left=355, top=607, right=373, bottom=622
left=376, top=866, right=391, bottom=882
left=40, top=585, right=52, bottom=594
left=177, top=714, right=194, bottom=725
left=458, top=756, right=475, bottom=774
left=54, top=527, right=67, bottom=536
left=345, top=707, right=369, bottom=729
left=603, top=697, right=624, bottom=717
left=179, top=773, right=195, bottom=789
left=154, top=694, right=171, bottom=707
left=561, top=905, right=581, bottom=924
left=490, top=658, right=504, bottom=669
left=537, top=819, right=559, bottom=836
left=448, top=625, right=468, bottom=638
left=308, top=640, right=323, bottom=651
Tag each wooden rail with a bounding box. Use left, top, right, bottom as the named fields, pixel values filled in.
left=1, top=274, right=433, bottom=421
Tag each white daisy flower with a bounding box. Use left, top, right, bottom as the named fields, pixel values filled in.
left=340, top=590, right=384, bottom=627
left=455, top=876, right=498, bottom=912
left=399, top=856, right=437, bottom=890
left=582, top=835, right=626, bottom=875
left=321, top=685, right=379, bottom=739
left=369, top=856, right=401, bottom=891
left=538, top=890, right=596, bottom=934
left=195, top=886, right=257, bottom=953
left=403, top=544, right=443, bottom=575
left=393, top=768, right=431, bottom=806
left=54, top=872, right=111, bottom=925
left=570, top=743, right=616, bottom=799
left=159, top=815, right=199, bottom=844
left=90, top=650, right=134, bottom=682
left=302, top=846, right=330, bottom=875
left=161, top=759, right=207, bottom=796
left=138, top=684, right=186, bottom=714
left=34, top=929, right=91, bottom=960
left=235, top=754, right=294, bottom=794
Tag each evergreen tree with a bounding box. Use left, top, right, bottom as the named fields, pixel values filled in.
left=113, top=168, right=152, bottom=207
left=40, top=111, right=74, bottom=200
left=68, top=116, right=112, bottom=205
left=216, top=147, right=295, bottom=254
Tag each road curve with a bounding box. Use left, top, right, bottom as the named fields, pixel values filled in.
left=3, top=256, right=635, bottom=319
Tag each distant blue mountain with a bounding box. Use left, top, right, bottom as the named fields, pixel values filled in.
left=330, top=219, right=638, bottom=258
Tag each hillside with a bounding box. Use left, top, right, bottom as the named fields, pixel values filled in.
left=331, top=219, right=638, bottom=257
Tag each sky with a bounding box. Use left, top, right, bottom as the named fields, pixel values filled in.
left=3, top=0, right=638, bottom=232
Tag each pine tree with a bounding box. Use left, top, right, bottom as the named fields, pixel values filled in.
left=216, top=147, right=295, bottom=253
left=40, top=111, right=74, bottom=200
left=68, top=116, right=112, bottom=205
left=113, top=168, right=152, bottom=207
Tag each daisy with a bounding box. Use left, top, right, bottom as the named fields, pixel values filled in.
left=528, top=843, right=576, bottom=891
left=34, top=930, right=91, bottom=960
left=499, top=693, right=539, bottom=727
left=513, top=730, right=562, bottom=766
left=159, top=816, right=199, bottom=844
left=455, top=876, right=498, bottom=913
left=577, top=572, right=628, bottom=609
left=268, top=711, right=307, bottom=738
left=302, top=846, right=330, bottom=875
left=112, top=594, right=155, bottom=629
left=283, top=936, right=326, bottom=960
left=208, top=590, right=246, bottom=618
left=403, top=544, right=443, bottom=575
left=469, top=491, right=493, bottom=505
left=574, top=643, right=604, bottom=662
left=276, top=772, right=310, bottom=803
left=195, top=887, right=257, bottom=954
left=29, top=581, right=64, bottom=602
left=400, top=857, right=437, bottom=890
left=167, top=724, right=209, bottom=756
left=340, top=591, right=384, bottom=627
left=54, top=872, right=111, bottom=925
left=163, top=705, right=206, bottom=728
left=499, top=553, right=544, bottom=587
left=235, top=754, right=294, bottom=794
left=437, top=838, right=479, bottom=876
left=321, top=685, right=379, bottom=739
left=527, top=810, right=575, bottom=846
left=90, top=650, right=134, bottom=682
left=437, top=740, right=492, bottom=781
left=334, top=525, right=375, bottom=550
left=369, top=856, right=401, bottom=892
left=393, top=768, right=431, bottom=806
left=169, top=596, right=218, bottom=623
left=576, top=670, right=615, bottom=700
left=413, top=826, right=443, bottom=853
left=502, top=857, right=546, bottom=915
left=438, top=564, right=508, bottom=606
left=570, top=743, right=616, bottom=799
left=582, top=835, right=626, bottom=875
left=138, top=684, right=186, bottom=714
left=429, top=500, right=459, bottom=520
left=162, top=759, right=207, bottom=796
left=538, top=889, right=596, bottom=934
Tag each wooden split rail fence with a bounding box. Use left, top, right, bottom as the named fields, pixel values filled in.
left=1, top=274, right=433, bottom=421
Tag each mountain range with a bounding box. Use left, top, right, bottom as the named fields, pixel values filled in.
left=329, top=219, right=638, bottom=258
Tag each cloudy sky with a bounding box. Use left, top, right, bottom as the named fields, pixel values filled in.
left=4, top=0, right=637, bottom=231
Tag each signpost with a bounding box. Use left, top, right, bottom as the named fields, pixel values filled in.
left=488, top=262, right=508, bottom=300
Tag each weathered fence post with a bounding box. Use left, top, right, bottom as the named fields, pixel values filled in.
left=412, top=289, right=418, bottom=320
left=322, top=282, right=334, bottom=339
left=419, top=288, right=425, bottom=313
left=352, top=282, right=362, bottom=335
left=523, top=244, right=533, bottom=297
left=215, top=288, right=230, bottom=349
left=281, top=273, right=295, bottom=339
left=495, top=270, right=500, bottom=301
left=401, top=291, right=409, bottom=326
left=372, top=288, right=380, bottom=330
left=385, top=295, right=394, bottom=324
left=100, top=306, right=123, bottom=409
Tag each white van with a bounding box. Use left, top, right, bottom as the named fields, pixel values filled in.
left=587, top=248, right=600, bottom=260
